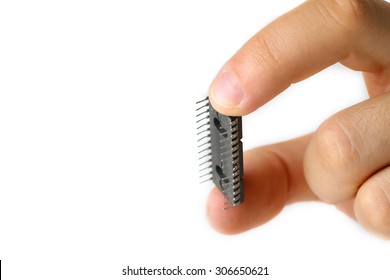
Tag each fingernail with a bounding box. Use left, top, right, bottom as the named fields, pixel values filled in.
left=211, top=70, right=245, bottom=108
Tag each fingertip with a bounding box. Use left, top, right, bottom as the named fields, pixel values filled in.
left=206, top=148, right=293, bottom=235
left=208, top=63, right=259, bottom=116
left=355, top=182, right=390, bottom=239
left=206, top=187, right=249, bottom=235
left=208, top=68, right=247, bottom=116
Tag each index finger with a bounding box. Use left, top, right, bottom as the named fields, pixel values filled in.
left=209, top=0, right=390, bottom=116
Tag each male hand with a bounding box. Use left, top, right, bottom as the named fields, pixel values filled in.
left=207, top=0, right=390, bottom=238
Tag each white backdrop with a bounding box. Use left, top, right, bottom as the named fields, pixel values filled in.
left=1, top=1, right=389, bottom=279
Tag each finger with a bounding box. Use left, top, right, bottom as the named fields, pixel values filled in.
left=364, top=68, right=390, bottom=98
left=207, top=135, right=317, bottom=234
left=304, top=91, right=390, bottom=204
left=335, top=198, right=356, bottom=220
left=209, top=0, right=390, bottom=116
left=355, top=165, right=390, bottom=239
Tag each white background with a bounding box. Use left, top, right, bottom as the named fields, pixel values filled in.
left=1, top=0, right=389, bottom=279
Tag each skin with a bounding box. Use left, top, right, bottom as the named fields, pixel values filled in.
left=206, top=0, right=390, bottom=238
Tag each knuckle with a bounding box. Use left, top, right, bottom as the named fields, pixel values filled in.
left=250, top=28, right=283, bottom=71
left=314, top=116, right=361, bottom=175
left=319, top=0, right=374, bottom=32
left=336, top=0, right=373, bottom=17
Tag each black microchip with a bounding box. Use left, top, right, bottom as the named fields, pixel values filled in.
left=196, top=97, right=244, bottom=208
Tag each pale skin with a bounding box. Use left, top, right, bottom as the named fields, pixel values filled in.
left=206, top=0, right=390, bottom=238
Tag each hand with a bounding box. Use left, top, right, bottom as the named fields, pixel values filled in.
left=206, top=0, right=390, bottom=238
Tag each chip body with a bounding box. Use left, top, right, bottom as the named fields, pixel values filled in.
left=196, top=97, right=244, bottom=207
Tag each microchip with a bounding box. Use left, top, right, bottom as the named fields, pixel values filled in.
left=196, top=97, right=244, bottom=208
